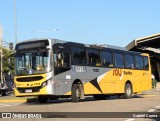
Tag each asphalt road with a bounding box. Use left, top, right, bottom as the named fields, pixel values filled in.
left=0, top=92, right=160, bottom=121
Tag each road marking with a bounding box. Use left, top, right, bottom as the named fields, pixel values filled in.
left=148, top=109, right=156, bottom=112
left=0, top=103, right=21, bottom=107
left=124, top=118, right=135, bottom=121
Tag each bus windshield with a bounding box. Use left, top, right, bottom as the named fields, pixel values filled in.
left=15, top=50, right=51, bottom=75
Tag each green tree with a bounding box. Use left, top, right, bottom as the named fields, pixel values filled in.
left=0, top=47, right=14, bottom=79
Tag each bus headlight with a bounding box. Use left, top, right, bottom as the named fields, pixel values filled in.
left=42, top=82, right=47, bottom=88
left=47, top=79, right=52, bottom=85
left=41, top=78, right=52, bottom=88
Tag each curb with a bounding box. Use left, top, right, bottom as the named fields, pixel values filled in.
left=0, top=97, right=38, bottom=103
left=0, top=93, right=157, bottom=103
left=0, top=99, right=27, bottom=103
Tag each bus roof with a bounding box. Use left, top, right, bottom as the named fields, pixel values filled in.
left=16, top=38, right=142, bottom=55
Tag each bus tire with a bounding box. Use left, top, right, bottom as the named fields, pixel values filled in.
left=2, top=92, right=7, bottom=96
left=93, top=95, right=106, bottom=100
left=38, top=96, right=48, bottom=103
left=1, top=90, right=7, bottom=96
left=71, top=84, right=81, bottom=103
left=123, top=83, right=132, bottom=99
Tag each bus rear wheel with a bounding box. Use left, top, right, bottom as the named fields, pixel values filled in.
left=123, top=83, right=132, bottom=99
left=71, top=84, right=81, bottom=103
left=38, top=96, right=48, bottom=103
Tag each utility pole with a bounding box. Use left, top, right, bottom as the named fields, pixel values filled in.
left=14, top=0, right=17, bottom=43
left=0, top=26, right=3, bottom=84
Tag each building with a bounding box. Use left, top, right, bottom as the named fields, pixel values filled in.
left=126, top=33, right=160, bottom=81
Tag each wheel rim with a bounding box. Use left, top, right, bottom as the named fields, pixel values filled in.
left=126, top=87, right=131, bottom=96
left=76, top=88, right=80, bottom=98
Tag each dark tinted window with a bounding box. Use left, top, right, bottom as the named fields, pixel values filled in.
left=125, top=55, right=134, bottom=68
left=114, top=53, right=124, bottom=68
left=101, top=51, right=113, bottom=67
left=143, top=56, right=149, bottom=70
left=54, top=52, right=70, bottom=67
left=53, top=51, right=71, bottom=75
left=135, top=56, right=143, bottom=69
left=88, top=50, right=101, bottom=66
left=72, top=47, right=87, bottom=65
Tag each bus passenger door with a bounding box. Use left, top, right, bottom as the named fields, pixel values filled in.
left=53, top=45, right=71, bottom=95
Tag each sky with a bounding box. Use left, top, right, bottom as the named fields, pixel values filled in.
left=0, top=0, right=160, bottom=47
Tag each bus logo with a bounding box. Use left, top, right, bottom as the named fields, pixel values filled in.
left=113, top=69, right=122, bottom=76
left=28, top=69, right=33, bottom=74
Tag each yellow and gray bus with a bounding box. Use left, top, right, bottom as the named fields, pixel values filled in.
left=14, top=38, right=152, bottom=103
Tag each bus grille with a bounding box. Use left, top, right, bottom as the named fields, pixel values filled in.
left=16, top=76, right=43, bottom=82
left=17, top=87, right=41, bottom=93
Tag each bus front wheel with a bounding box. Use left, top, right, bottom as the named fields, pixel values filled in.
left=71, top=84, right=81, bottom=103
left=123, top=83, right=132, bottom=99
left=38, top=96, right=48, bottom=103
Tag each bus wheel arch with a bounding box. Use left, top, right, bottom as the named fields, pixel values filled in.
left=71, top=79, right=84, bottom=103
left=123, top=81, right=133, bottom=99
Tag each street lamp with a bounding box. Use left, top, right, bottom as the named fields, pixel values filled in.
left=14, top=0, right=17, bottom=43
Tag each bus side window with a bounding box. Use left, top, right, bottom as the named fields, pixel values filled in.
left=54, top=53, right=57, bottom=66
left=53, top=52, right=63, bottom=67
left=114, top=53, right=124, bottom=68
left=143, top=57, right=149, bottom=70
left=101, top=51, right=113, bottom=67
left=53, top=51, right=71, bottom=75
left=87, top=50, right=101, bottom=66
left=63, top=53, right=70, bottom=67
left=72, top=47, right=87, bottom=65
left=125, top=54, right=134, bottom=69
left=57, top=53, right=64, bottom=67
left=135, top=56, right=143, bottom=69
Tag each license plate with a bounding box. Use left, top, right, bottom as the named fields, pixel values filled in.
left=25, top=89, right=32, bottom=93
